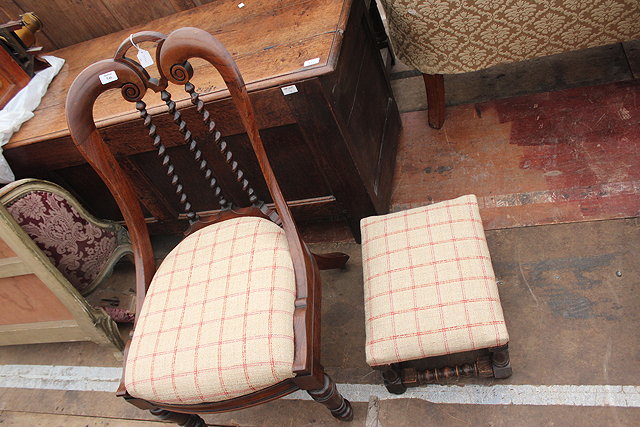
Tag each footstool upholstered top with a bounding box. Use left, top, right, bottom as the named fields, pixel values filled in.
left=361, top=195, right=509, bottom=366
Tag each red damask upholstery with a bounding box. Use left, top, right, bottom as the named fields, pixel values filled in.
left=6, top=190, right=118, bottom=294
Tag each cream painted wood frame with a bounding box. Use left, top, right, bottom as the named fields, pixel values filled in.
left=0, top=179, right=132, bottom=359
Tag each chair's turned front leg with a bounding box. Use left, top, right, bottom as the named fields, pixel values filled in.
left=307, top=374, right=353, bottom=421
left=149, top=408, right=206, bottom=427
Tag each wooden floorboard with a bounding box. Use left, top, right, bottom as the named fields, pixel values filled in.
left=0, top=410, right=167, bottom=426
left=392, top=80, right=640, bottom=230
left=0, top=387, right=370, bottom=426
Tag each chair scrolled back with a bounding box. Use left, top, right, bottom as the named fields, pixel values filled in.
left=71, top=28, right=276, bottom=225
left=65, top=28, right=306, bottom=301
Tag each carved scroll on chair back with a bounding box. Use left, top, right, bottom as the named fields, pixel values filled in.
left=65, top=27, right=352, bottom=424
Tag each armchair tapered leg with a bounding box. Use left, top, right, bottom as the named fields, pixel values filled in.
left=149, top=408, right=206, bottom=427
left=423, top=73, right=445, bottom=129
left=312, top=252, right=350, bottom=270
left=307, top=374, right=353, bottom=421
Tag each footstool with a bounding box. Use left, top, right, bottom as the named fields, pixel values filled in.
left=361, top=195, right=511, bottom=393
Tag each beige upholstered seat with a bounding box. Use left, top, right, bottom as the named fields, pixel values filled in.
left=125, top=216, right=296, bottom=404
left=361, top=195, right=509, bottom=366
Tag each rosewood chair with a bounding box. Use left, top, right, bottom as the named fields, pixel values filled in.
left=65, top=27, right=353, bottom=424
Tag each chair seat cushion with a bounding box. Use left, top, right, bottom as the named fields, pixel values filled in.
left=361, top=195, right=509, bottom=366
left=125, top=217, right=296, bottom=404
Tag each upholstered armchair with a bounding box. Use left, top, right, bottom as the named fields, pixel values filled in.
left=0, top=178, right=133, bottom=356
left=379, top=0, right=640, bottom=128
left=2, top=179, right=133, bottom=296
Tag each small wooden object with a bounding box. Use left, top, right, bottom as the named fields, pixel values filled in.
left=0, top=44, right=29, bottom=109
left=0, top=12, right=47, bottom=108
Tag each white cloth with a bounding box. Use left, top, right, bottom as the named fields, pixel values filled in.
left=0, top=55, right=65, bottom=183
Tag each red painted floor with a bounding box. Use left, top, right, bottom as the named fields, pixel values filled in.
left=391, top=80, right=640, bottom=230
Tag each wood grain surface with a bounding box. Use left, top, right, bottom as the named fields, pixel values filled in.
left=0, top=274, right=73, bottom=324
left=4, top=0, right=399, bottom=239
left=7, top=0, right=349, bottom=148
left=0, top=0, right=215, bottom=51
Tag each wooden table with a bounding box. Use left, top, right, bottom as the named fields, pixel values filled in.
left=3, top=0, right=400, bottom=240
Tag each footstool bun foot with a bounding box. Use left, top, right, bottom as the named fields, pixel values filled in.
left=489, top=344, right=512, bottom=379
left=378, top=365, right=407, bottom=394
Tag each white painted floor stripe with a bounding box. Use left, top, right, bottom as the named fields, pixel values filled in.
left=285, top=384, right=640, bottom=408
left=0, top=364, right=121, bottom=393
left=1, top=364, right=639, bottom=408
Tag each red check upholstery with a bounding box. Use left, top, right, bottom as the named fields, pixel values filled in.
left=125, top=217, right=296, bottom=404
left=361, top=195, right=509, bottom=366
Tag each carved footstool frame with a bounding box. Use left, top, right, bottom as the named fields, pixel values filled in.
left=374, top=344, right=512, bottom=394
left=361, top=195, right=512, bottom=395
